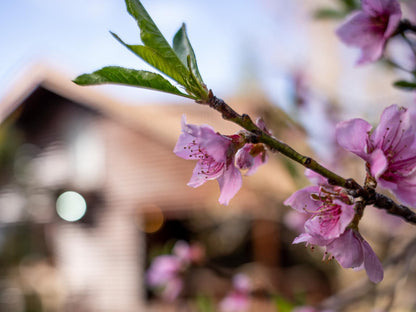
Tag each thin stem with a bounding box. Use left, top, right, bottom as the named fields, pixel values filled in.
left=204, top=91, right=354, bottom=189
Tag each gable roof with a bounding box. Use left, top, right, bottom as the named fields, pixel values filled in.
left=0, top=63, right=297, bottom=213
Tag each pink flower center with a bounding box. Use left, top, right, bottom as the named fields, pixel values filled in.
left=198, top=155, right=225, bottom=178
left=374, top=124, right=416, bottom=178
left=308, top=188, right=349, bottom=235
left=371, top=14, right=389, bottom=33
left=315, top=202, right=342, bottom=232
left=186, top=140, right=225, bottom=178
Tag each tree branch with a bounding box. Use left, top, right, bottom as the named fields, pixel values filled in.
left=205, top=91, right=352, bottom=188
left=201, top=92, right=416, bottom=225
left=373, top=193, right=416, bottom=224
left=398, top=19, right=416, bottom=34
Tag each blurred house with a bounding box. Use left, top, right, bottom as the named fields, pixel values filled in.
left=0, top=65, right=302, bottom=312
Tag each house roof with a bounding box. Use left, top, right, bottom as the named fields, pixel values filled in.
left=0, top=63, right=297, bottom=215
left=0, top=63, right=242, bottom=144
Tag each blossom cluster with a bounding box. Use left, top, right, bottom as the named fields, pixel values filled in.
left=283, top=101, right=416, bottom=284
left=174, top=115, right=268, bottom=205
left=146, top=241, right=204, bottom=301
left=147, top=240, right=252, bottom=311
left=170, top=0, right=416, bottom=292
left=337, top=0, right=402, bottom=64
left=174, top=105, right=415, bottom=284
left=284, top=170, right=384, bottom=283
left=283, top=0, right=416, bottom=282
left=336, top=104, right=416, bottom=207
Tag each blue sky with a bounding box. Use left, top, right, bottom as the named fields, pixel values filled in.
left=0, top=0, right=307, bottom=104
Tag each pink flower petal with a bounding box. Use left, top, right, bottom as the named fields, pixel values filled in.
left=219, top=293, right=250, bottom=312
left=173, top=240, right=191, bottom=262
left=388, top=172, right=416, bottom=208
left=304, top=169, right=328, bottom=185
left=368, top=149, right=388, bottom=178
left=163, top=277, right=183, bottom=301
left=233, top=274, right=251, bottom=293
left=175, top=115, right=244, bottom=205
left=336, top=118, right=372, bottom=159
left=217, top=165, right=242, bottom=205
left=362, top=240, right=384, bottom=283
left=385, top=9, right=402, bottom=38
left=357, top=37, right=385, bottom=65
left=187, top=161, right=224, bottom=188
left=337, top=12, right=373, bottom=45
left=235, top=144, right=254, bottom=171
left=362, top=0, right=398, bottom=16
left=147, top=255, right=182, bottom=286
left=283, top=186, right=321, bottom=213
left=370, top=105, right=409, bottom=151
left=361, top=0, right=383, bottom=15
left=293, top=232, right=332, bottom=246
left=338, top=202, right=356, bottom=233
left=303, top=199, right=354, bottom=241
left=326, top=230, right=363, bottom=268
left=199, top=129, right=232, bottom=163
left=246, top=152, right=268, bottom=175
left=360, top=0, right=402, bottom=37
left=235, top=144, right=268, bottom=176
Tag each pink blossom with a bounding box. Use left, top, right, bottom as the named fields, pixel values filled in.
left=284, top=170, right=355, bottom=241
left=235, top=143, right=268, bottom=176
left=326, top=229, right=384, bottom=283
left=173, top=240, right=205, bottom=264
left=219, top=274, right=251, bottom=312
left=146, top=255, right=184, bottom=301
left=284, top=171, right=384, bottom=283
left=147, top=241, right=203, bottom=300
left=235, top=117, right=269, bottom=175
left=336, top=104, right=416, bottom=206
left=174, top=115, right=243, bottom=205
left=336, top=0, right=402, bottom=64
left=292, top=229, right=384, bottom=283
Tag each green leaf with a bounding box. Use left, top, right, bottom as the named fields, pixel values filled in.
left=393, top=80, right=416, bottom=91
left=111, top=32, right=188, bottom=86
left=73, top=66, right=194, bottom=99
left=272, top=295, right=294, bottom=312
left=313, top=8, right=345, bottom=19
left=195, top=295, right=215, bottom=312
left=173, top=23, right=204, bottom=84
left=124, top=0, right=189, bottom=82
left=342, top=0, right=360, bottom=10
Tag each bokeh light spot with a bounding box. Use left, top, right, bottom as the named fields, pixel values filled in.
left=56, top=191, right=87, bottom=222
left=137, top=204, right=164, bottom=233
